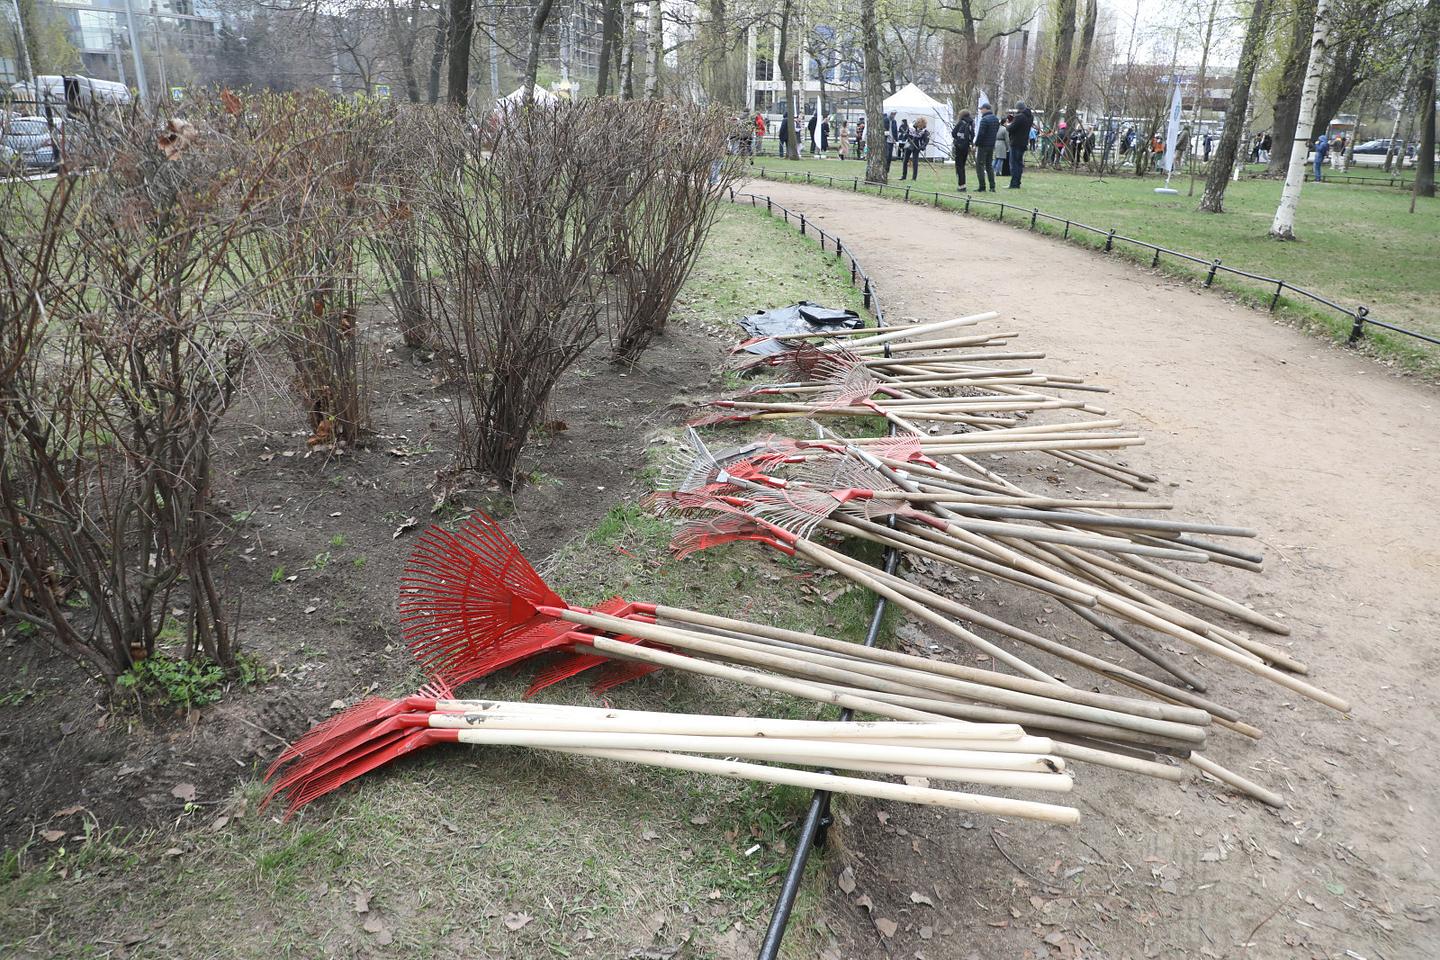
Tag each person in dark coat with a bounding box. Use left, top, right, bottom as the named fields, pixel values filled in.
left=1006, top=100, right=1034, bottom=188
left=821, top=115, right=830, bottom=153
left=901, top=117, right=929, bottom=180
left=778, top=112, right=791, bottom=157
left=894, top=117, right=911, bottom=175
left=807, top=112, right=818, bottom=154
left=973, top=103, right=999, bottom=192
left=950, top=110, right=974, bottom=189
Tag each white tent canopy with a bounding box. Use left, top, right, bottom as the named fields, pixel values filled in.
left=496, top=84, right=560, bottom=111
left=882, top=83, right=955, bottom=160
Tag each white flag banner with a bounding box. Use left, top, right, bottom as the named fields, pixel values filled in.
left=978, top=89, right=991, bottom=114
left=1162, top=84, right=1184, bottom=173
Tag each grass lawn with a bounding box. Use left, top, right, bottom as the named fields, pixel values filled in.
left=743, top=155, right=1440, bottom=372
left=0, top=205, right=881, bottom=960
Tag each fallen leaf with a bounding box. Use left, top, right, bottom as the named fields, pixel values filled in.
left=211, top=816, right=229, bottom=832
left=641, top=827, right=660, bottom=841
left=392, top=517, right=420, bottom=539
left=41, top=829, right=64, bottom=843
left=53, top=805, right=83, bottom=817
left=910, top=891, right=935, bottom=907
left=503, top=912, right=534, bottom=932
left=876, top=811, right=891, bottom=826
left=689, top=814, right=710, bottom=825
left=354, top=891, right=371, bottom=914
left=362, top=916, right=393, bottom=945
left=854, top=894, right=874, bottom=912
left=171, top=783, right=197, bottom=802
left=163, top=847, right=183, bottom=857
left=875, top=917, right=898, bottom=938
left=838, top=867, right=856, bottom=894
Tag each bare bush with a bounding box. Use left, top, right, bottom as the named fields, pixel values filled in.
left=608, top=104, right=743, bottom=364
left=367, top=108, right=443, bottom=350
left=425, top=101, right=638, bottom=484
left=0, top=100, right=302, bottom=681
left=244, top=92, right=392, bottom=448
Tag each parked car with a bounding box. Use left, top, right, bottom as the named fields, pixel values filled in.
left=1, top=115, right=60, bottom=172
left=1348, top=138, right=1410, bottom=168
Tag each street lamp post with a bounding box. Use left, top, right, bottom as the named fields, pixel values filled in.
left=121, top=0, right=150, bottom=102
left=9, top=0, right=36, bottom=83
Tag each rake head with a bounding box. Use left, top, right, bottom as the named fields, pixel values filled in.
left=399, top=515, right=576, bottom=687
left=671, top=513, right=796, bottom=560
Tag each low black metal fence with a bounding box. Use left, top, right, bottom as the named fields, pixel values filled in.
left=752, top=166, right=1440, bottom=351
left=725, top=189, right=900, bottom=960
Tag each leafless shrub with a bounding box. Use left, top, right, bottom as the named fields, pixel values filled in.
left=607, top=104, right=742, bottom=364
left=366, top=108, right=442, bottom=350
left=424, top=101, right=638, bottom=485
left=243, top=91, right=391, bottom=449
left=0, top=99, right=301, bottom=681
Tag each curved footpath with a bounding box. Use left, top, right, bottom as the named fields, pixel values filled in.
left=750, top=179, right=1440, bottom=960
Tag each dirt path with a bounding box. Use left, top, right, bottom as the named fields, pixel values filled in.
left=753, top=181, right=1440, bottom=960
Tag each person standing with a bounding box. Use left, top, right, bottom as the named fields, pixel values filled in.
left=755, top=112, right=766, bottom=155
left=950, top=110, right=974, bottom=190
left=1260, top=131, right=1273, bottom=163
left=778, top=111, right=791, bottom=157
left=974, top=103, right=998, bottom=192
left=1006, top=100, right=1033, bottom=188
left=838, top=120, right=849, bottom=160
left=856, top=116, right=866, bottom=158
left=821, top=114, right=831, bottom=156
left=901, top=117, right=929, bottom=180
left=1203, top=132, right=1212, bottom=162
left=894, top=118, right=912, bottom=178
left=807, top=112, right=818, bottom=155
left=1312, top=132, right=1330, bottom=182
left=884, top=111, right=898, bottom=175
left=994, top=121, right=1010, bottom=178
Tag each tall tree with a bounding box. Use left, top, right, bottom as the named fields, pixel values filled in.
left=644, top=0, right=663, bottom=97
left=426, top=1, right=448, bottom=102
left=1268, top=0, right=1319, bottom=173
left=383, top=0, right=424, bottom=101
left=597, top=0, right=620, bottom=94
left=777, top=0, right=801, bottom=159
left=620, top=0, right=637, bottom=98
left=1065, top=0, right=1097, bottom=124
left=523, top=0, right=557, bottom=94
left=1042, top=0, right=1078, bottom=116
left=932, top=0, right=1039, bottom=108
left=1271, top=0, right=1330, bottom=237
left=861, top=0, right=889, bottom=181
left=446, top=0, right=474, bottom=106
left=1413, top=0, right=1437, bottom=198
left=1200, top=0, right=1274, bottom=212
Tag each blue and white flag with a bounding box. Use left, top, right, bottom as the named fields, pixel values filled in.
left=1162, top=84, right=1184, bottom=172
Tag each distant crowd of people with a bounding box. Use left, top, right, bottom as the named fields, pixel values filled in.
left=737, top=104, right=1365, bottom=187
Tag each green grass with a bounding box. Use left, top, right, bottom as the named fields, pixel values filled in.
left=748, top=157, right=1440, bottom=373
left=0, top=201, right=891, bottom=960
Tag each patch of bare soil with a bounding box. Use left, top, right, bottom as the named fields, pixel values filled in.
left=0, top=306, right=727, bottom=848
left=754, top=180, right=1440, bottom=960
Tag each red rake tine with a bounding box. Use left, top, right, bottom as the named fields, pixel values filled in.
left=276, top=728, right=459, bottom=818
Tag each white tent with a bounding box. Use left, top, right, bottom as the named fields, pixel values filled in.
left=882, top=83, right=955, bottom=160
left=495, top=84, right=560, bottom=112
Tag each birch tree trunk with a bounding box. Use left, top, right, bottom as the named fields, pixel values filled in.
left=1270, top=0, right=1330, bottom=238
left=644, top=0, right=663, bottom=98
left=778, top=0, right=801, bottom=160
left=620, top=0, right=637, bottom=99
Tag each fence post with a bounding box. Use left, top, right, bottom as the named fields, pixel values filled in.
left=1204, top=259, right=1220, bottom=287
left=998, top=204, right=1004, bottom=222
left=1030, top=208, right=1039, bottom=230
left=836, top=238, right=844, bottom=260
left=1151, top=248, right=1160, bottom=268
left=806, top=172, right=812, bottom=184
left=767, top=197, right=772, bottom=215
left=965, top=195, right=972, bottom=214
left=853, top=178, right=859, bottom=192
left=799, top=214, right=806, bottom=235
left=1347, top=307, right=1368, bottom=345
left=1063, top=220, right=1070, bottom=240
left=851, top=258, right=857, bottom=283
left=1270, top=281, right=1284, bottom=312
left=904, top=187, right=911, bottom=201
left=863, top=277, right=872, bottom=310
left=1105, top=228, right=1115, bottom=252
left=934, top=191, right=941, bottom=207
